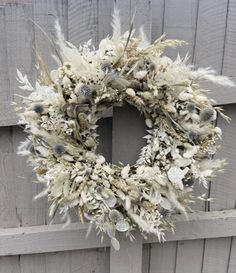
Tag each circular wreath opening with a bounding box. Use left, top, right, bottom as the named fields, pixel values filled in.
left=16, top=11, right=234, bottom=250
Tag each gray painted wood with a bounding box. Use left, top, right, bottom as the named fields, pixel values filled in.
left=33, top=0, right=68, bottom=70
left=19, top=248, right=110, bottom=273
left=112, top=104, right=146, bottom=166
left=163, top=0, right=199, bottom=60
left=0, top=3, right=34, bottom=126
left=149, top=241, right=177, bottom=273
left=68, top=0, right=98, bottom=47
left=111, top=104, right=145, bottom=272
left=201, top=104, right=236, bottom=273
left=151, top=0, right=164, bottom=42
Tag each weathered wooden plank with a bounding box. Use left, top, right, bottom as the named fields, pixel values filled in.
left=151, top=0, right=164, bottom=42
left=130, top=0, right=152, bottom=41
left=115, top=0, right=131, bottom=34
left=201, top=104, right=236, bottom=273
left=0, top=256, right=20, bottom=273
left=163, top=0, right=199, bottom=59
left=68, top=0, right=98, bottom=47
left=112, top=104, right=146, bottom=166
left=192, top=0, right=235, bottom=106
left=111, top=104, right=144, bottom=273
left=202, top=238, right=231, bottom=273
left=0, top=7, right=11, bottom=126
left=228, top=237, right=236, bottom=273
left=0, top=208, right=235, bottom=256
left=142, top=244, right=151, bottom=273
left=175, top=240, right=204, bottom=273
left=97, top=117, right=112, bottom=163
left=0, top=3, right=34, bottom=126
left=12, top=126, right=47, bottom=227
left=149, top=242, right=177, bottom=273
left=0, top=126, right=20, bottom=273
left=97, top=0, right=113, bottom=41
left=33, top=0, right=68, bottom=70
left=110, top=233, right=143, bottom=273
left=19, top=248, right=110, bottom=273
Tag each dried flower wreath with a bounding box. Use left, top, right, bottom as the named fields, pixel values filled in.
left=16, top=9, right=234, bottom=250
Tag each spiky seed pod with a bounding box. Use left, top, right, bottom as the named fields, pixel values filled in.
left=149, top=62, right=156, bottom=71
left=33, top=104, right=44, bottom=114
left=101, top=61, right=113, bottom=73
left=53, top=144, right=66, bottom=155
left=80, top=84, right=92, bottom=97
left=109, top=209, right=123, bottom=223
left=186, top=103, right=196, bottom=113
left=200, top=108, right=217, bottom=122
left=188, top=131, right=200, bottom=143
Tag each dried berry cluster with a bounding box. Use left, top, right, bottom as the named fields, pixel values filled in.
left=16, top=9, right=234, bottom=250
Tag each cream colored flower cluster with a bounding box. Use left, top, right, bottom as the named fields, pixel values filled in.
left=16, top=9, right=234, bottom=250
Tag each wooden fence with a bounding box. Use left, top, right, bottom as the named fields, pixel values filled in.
left=0, top=0, right=236, bottom=272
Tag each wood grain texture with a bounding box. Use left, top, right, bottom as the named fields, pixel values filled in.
left=0, top=207, right=235, bottom=256
left=163, top=0, right=198, bottom=59
left=112, top=104, right=146, bottom=166
left=111, top=103, right=144, bottom=273
left=0, top=3, right=34, bottom=126
left=149, top=241, right=177, bottom=273
left=19, top=248, right=110, bottom=273
left=201, top=105, right=236, bottom=272
left=192, top=0, right=235, bottom=106
left=33, top=0, right=68, bottom=69
left=110, top=233, right=143, bottom=273
left=97, top=117, right=112, bottom=163
left=131, top=0, right=152, bottom=41
left=151, top=0, right=164, bottom=42
left=68, top=0, right=98, bottom=47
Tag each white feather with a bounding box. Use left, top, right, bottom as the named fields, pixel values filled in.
left=111, top=6, right=121, bottom=42
left=192, top=67, right=235, bottom=87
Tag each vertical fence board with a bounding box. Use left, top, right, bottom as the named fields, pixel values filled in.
left=130, top=0, right=152, bottom=40
left=163, top=0, right=199, bottom=59
left=12, top=127, right=47, bottom=227
left=97, top=0, right=113, bottom=42
left=149, top=242, right=177, bottom=273
left=151, top=0, right=164, bottom=42
left=0, top=7, right=12, bottom=126
left=111, top=104, right=145, bottom=273
left=228, top=237, right=236, bottom=273
left=201, top=104, right=236, bottom=273
left=3, top=3, right=34, bottom=126
left=0, top=127, right=20, bottom=272
left=175, top=240, right=204, bottom=273
left=33, top=0, right=68, bottom=71
left=68, top=0, right=98, bottom=47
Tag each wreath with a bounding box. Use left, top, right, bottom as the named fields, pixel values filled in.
left=16, top=9, right=234, bottom=250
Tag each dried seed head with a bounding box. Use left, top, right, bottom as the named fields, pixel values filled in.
left=80, top=84, right=92, bottom=97
left=33, top=104, right=44, bottom=114
left=186, top=103, right=196, bottom=113
left=200, top=108, right=217, bottom=122
left=53, top=144, right=66, bottom=155
left=149, top=62, right=156, bottom=71
left=188, top=131, right=200, bottom=143
left=109, top=209, right=123, bottom=223
left=101, top=61, right=112, bottom=73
